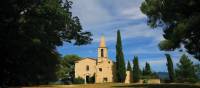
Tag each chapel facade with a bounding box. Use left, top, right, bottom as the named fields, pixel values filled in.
left=75, top=36, right=116, bottom=83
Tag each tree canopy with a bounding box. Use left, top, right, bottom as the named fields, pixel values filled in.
left=176, top=54, right=198, bottom=82
left=141, top=0, right=200, bottom=61
left=0, top=0, right=92, bottom=86
left=56, top=54, right=80, bottom=83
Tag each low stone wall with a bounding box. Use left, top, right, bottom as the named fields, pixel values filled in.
left=131, top=79, right=160, bottom=84
left=125, top=71, right=132, bottom=83
left=144, top=79, right=161, bottom=84
left=140, top=79, right=160, bottom=84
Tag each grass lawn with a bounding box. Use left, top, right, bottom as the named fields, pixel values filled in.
left=13, top=83, right=200, bottom=88
left=113, top=83, right=200, bottom=88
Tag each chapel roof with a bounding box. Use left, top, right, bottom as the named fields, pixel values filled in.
left=75, top=57, right=96, bottom=63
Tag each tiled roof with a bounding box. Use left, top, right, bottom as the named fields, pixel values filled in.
left=75, top=57, right=97, bottom=62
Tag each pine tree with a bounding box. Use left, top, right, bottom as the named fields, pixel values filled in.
left=143, top=62, right=152, bottom=76
left=116, top=30, right=126, bottom=82
left=176, top=54, right=197, bottom=82
left=127, top=60, right=132, bottom=71
left=0, top=0, right=92, bottom=86
left=165, top=54, right=175, bottom=82
left=132, top=56, right=140, bottom=82
left=141, top=0, right=200, bottom=60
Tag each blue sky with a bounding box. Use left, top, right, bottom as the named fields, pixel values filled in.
left=57, top=0, right=199, bottom=72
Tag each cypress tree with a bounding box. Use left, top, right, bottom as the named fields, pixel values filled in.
left=116, top=30, right=126, bottom=82
left=127, top=60, right=132, bottom=71
left=132, top=56, right=140, bottom=82
left=165, top=54, right=175, bottom=82
left=143, top=62, right=152, bottom=76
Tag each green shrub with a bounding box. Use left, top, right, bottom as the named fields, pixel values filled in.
left=186, top=78, right=198, bottom=83
left=73, top=77, right=85, bottom=84
left=141, top=75, right=158, bottom=79
left=162, top=79, right=172, bottom=83
left=88, top=75, right=95, bottom=84
left=175, top=78, right=198, bottom=83
left=143, top=79, right=148, bottom=83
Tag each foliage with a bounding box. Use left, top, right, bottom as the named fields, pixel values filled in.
left=87, top=74, right=95, bottom=84
left=140, top=0, right=200, bottom=61
left=116, top=30, right=126, bottom=82
left=141, top=76, right=158, bottom=79
left=176, top=54, right=198, bottom=83
left=0, top=0, right=92, bottom=86
left=62, top=55, right=81, bottom=67
left=73, top=77, right=85, bottom=84
left=56, top=54, right=80, bottom=83
left=73, top=75, right=95, bottom=84
left=141, top=72, right=159, bottom=80
left=143, top=79, right=148, bottom=84
left=165, top=54, right=175, bottom=82
left=152, top=72, right=159, bottom=79
left=194, top=64, right=200, bottom=80
left=132, top=56, right=141, bottom=82
left=127, top=60, right=132, bottom=71
left=143, top=62, right=152, bottom=76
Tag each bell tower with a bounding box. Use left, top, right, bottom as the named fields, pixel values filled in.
left=98, top=36, right=108, bottom=62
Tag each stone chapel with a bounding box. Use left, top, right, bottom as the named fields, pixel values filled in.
left=74, top=36, right=160, bottom=84
left=74, top=36, right=116, bottom=83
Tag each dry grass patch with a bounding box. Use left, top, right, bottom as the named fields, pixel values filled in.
left=11, top=83, right=200, bottom=88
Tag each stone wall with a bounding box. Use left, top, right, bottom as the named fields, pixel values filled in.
left=75, top=58, right=96, bottom=79
left=127, top=79, right=161, bottom=84
left=95, top=59, right=115, bottom=83
left=125, top=71, right=132, bottom=83
left=147, top=79, right=161, bottom=84
left=140, top=79, right=161, bottom=84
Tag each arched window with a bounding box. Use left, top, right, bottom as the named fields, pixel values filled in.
left=101, top=49, right=104, bottom=57
left=86, top=65, right=89, bottom=71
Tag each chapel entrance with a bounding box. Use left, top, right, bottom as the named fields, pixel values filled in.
left=86, top=76, right=90, bottom=83
left=103, top=77, right=108, bottom=82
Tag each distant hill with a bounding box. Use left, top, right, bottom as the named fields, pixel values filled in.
left=156, top=72, right=169, bottom=80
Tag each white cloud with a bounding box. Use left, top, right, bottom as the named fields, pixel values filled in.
left=122, top=23, right=160, bottom=38
left=120, top=7, right=146, bottom=20
left=87, top=21, right=163, bottom=43
left=71, top=0, right=113, bottom=28
left=148, top=59, right=166, bottom=65
left=100, top=0, right=146, bottom=20
left=71, top=0, right=160, bottom=43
